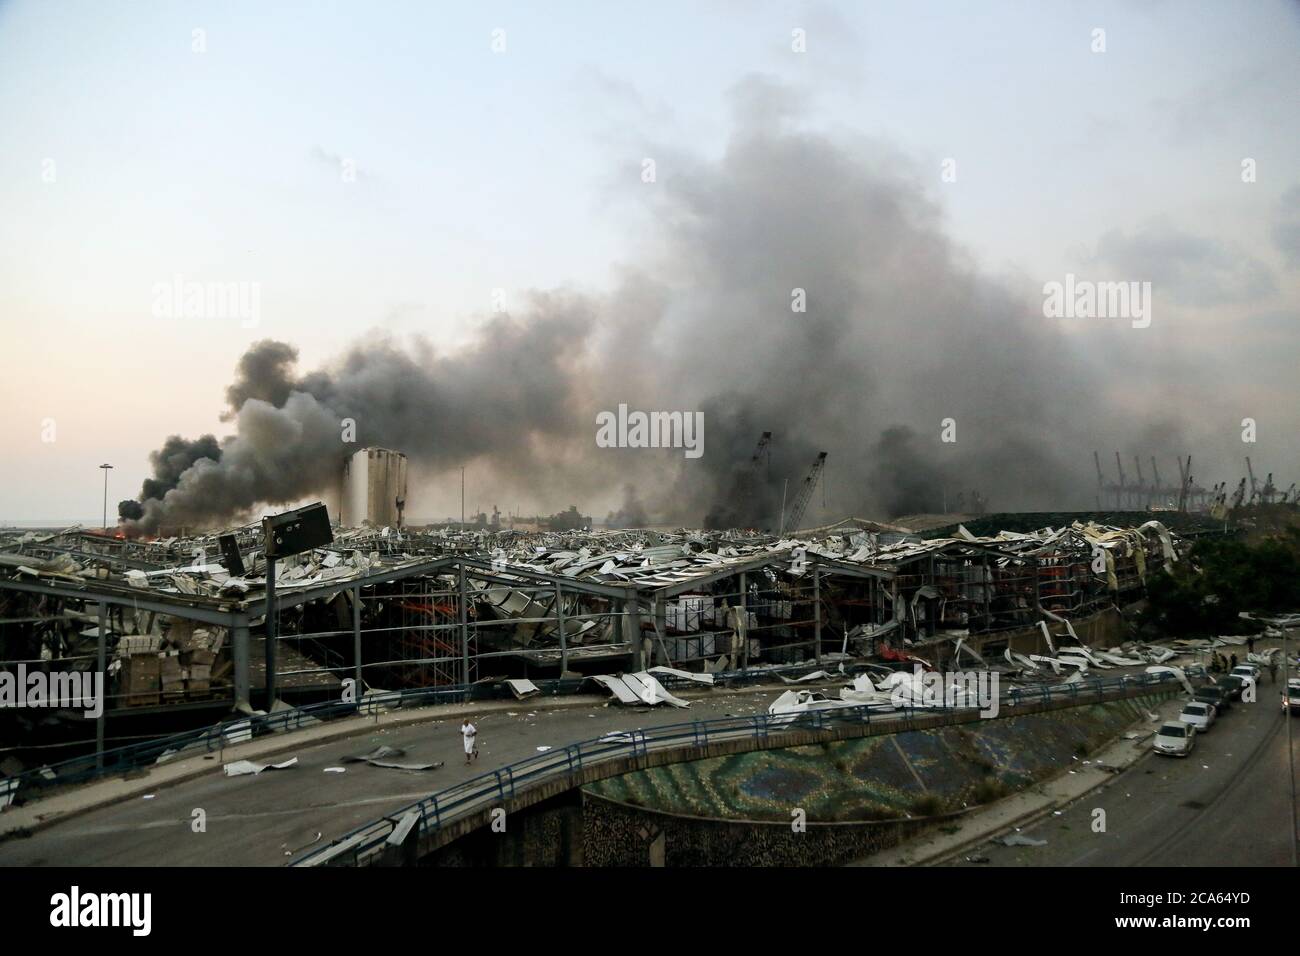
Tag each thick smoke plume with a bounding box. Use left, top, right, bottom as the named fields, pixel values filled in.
left=122, top=77, right=1227, bottom=534
left=122, top=298, right=594, bottom=532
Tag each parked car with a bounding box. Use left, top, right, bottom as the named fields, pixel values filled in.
left=1227, top=665, right=1258, bottom=697
left=1217, top=675, right=1246, bottom=700
left=1282, top=678, right=1300, bottom=715
left=1195, top=685, right=1231, bottom=712
left=1179, top=700, right=1214, bottom=731
left=1153, top=721, right=1196, bottom=757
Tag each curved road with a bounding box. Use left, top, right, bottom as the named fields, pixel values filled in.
left=945, top=684, right=1299, bottom=867
left=0, top=687, right=789, bottom=866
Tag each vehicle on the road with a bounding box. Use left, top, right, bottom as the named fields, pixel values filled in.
left=1179, top=700, right=1214, bottom=731
left=1153, top=721, right=1196, bottom=757
left=1282, top=678, right=1300, bottom=714
left=1194, top=685, right=1231, bottom=713
left=1229, top=666, right=1258, bottom=694
left=1216, top=675, right=1246, bottom=700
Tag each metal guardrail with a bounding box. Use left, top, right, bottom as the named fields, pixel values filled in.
left=291, top=670, right=1186, bottom=867
left=0, top=661, right=869, bottom=803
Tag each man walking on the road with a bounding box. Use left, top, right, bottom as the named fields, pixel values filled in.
left=461, top=718, right=479, bottom=764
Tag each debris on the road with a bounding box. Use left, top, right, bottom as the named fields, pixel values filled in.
left=323, top=767, right=346, bottom=773
left=778, top=670, right=835, bottom=684
left=590, top=672, right=690, bottom=708
left=342, top=745, right=442, bottom=770
left=284, top=831, right=322, bottom=856
left=368, top=759, right=443, bottom=771
left=999, top=834, right=1047, bottom=847
left=223, top=757, right=298, bottom=776
left=536, top=745, right=552, bottom=752
left=504, top=678, right=540, bottom=700
left=343, top=745, right=405, bottom=763
left=648, top=665, right=715, bottom=686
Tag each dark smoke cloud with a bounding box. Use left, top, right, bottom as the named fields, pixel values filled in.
left=119, top=434, right=223, bottom=523
left=124, top=297, right=595, bottom=532
left=222, top=340, right=298, bottom=419
left=124, top=76, right=1256, bottom=533
left=605, top=484, right=648, bottom=528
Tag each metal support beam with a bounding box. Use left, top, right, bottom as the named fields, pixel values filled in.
left=458, top=564, right=470, bottom=687
left=553, top=582, right=569, bottom=675
left=927, top=554, right=937, bottom=637
left=264, top=556, right=277, bottom=708
left=623, top=593, right=643, bottom=671
left=352, top=585, right=362, bottom=691
left=983, top=553, right=992, bottom=633
left=95, top=602, right=106, bottom=769
left=652, top=597, right=668, bottom=666
left=232, top=617, right=251, bottom=708
left=738, top=571, right=749, bottom=670
left=0, top=578, right=236, bottom=626
left=813, top=568, right=822, bottom=664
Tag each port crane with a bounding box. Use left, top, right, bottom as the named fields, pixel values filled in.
left=740, top=431, right=772, bottom=511
left=782, top=452, right=828, bottom=535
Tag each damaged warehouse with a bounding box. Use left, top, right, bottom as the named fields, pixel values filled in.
left=0, top=512, right=1192, bottom=788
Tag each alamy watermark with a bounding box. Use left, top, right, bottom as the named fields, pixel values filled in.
left=1042, top=273, right=1152, bottom=329
left=0, top=666, right=103, bottom=719
left=889, top=666, right=999, bottom=718
left=595, top=404, right=704, bottom=459
left=152, top=275, right=261, bottom=328
left=50, top=886, right=151, bottom=936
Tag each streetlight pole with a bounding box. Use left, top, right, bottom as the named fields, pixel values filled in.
left=98, top=464, right=113, bottom=531
left=1285, top=624, right=1297, bottom=867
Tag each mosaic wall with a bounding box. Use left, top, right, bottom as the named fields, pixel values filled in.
left=585, top=695, right=1159, bottom=823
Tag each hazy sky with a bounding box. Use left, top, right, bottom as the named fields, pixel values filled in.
left=1, top=0, right=1296, bottom=523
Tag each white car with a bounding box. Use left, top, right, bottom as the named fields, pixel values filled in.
left=1228, top=666, right=1257, bottom=696
left=1282, top=678, right=1300, bottom=714
left=1153, top=721, right=1196, bottom=757
left=1179, top=700, right=1214, bottom=731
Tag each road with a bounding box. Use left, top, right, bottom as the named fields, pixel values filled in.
left=0, top=687, right=787, bottom=866
left=945, top=686, right=1299, bottom=867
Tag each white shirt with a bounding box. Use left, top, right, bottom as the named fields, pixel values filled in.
left=462, top=723, right=477, bottom=751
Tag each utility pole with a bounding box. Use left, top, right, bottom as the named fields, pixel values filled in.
left=98, top=464, right=113, bottom=531
left=460, top=467, right=465, bottom=529
left=1286, top=622, right=1297, bottom=867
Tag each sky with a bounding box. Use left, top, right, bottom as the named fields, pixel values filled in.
left=0, top=0, right=1297, bottom=525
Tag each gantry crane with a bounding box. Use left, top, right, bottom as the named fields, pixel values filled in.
left=740, top=431, right=773, bottom=511
left=1262, top=472, right=1276, bottom=505
left=782, top=452, right=828, bottom=534
left=1231, top=477, right=1247, bottom=509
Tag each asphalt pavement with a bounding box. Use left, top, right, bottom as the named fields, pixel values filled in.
left=0, top=685, right=785, bottom=866
left=944, top=680, right=1299, bottom=867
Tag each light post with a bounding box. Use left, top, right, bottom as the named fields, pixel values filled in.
left=98, top=463, right=113, bottom=531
